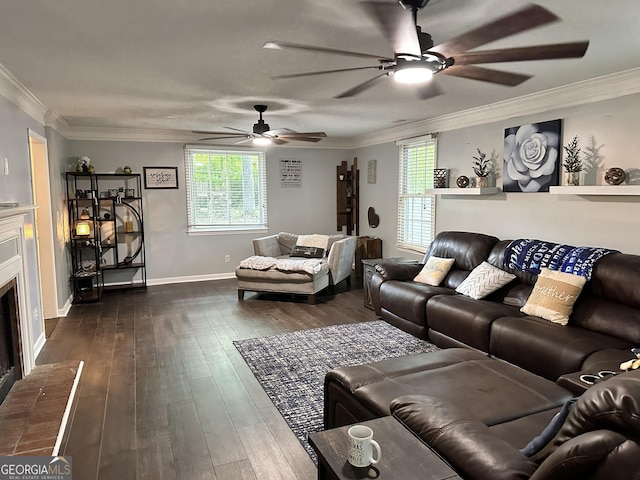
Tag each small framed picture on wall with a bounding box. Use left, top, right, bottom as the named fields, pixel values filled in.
left=144, top=167, right=179, bottom=189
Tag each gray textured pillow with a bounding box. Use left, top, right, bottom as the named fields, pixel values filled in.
left=278, top=232, right=298, bottom=254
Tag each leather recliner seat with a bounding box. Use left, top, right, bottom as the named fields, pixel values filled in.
left=391, top=369, right=640, bottom=480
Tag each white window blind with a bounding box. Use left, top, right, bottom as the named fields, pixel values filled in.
left=397, top=136, right=437, bottom=253
left=184, top=146, right=267, bottom=233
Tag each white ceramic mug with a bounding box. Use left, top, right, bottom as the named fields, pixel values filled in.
left=347, top=425, right=382, bottom=467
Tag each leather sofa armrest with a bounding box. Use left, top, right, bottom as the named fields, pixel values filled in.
left=370, top=272, right=385, bottom=315
left=375, top=262, right=423, bottom=281
left=252, top=234, right=281, bottom=257
left=530, top=431, right=633, bottom=480
left=391, top=395, right=537, bottom=480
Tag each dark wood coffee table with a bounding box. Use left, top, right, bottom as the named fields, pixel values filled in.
left=308, top=416, right=461, bottom=480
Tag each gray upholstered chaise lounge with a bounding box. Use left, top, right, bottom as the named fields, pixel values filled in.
left=235, top=232, right=356, bottom=304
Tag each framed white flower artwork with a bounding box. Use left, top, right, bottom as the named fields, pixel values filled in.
left=503, top=119, right=561, bottom=192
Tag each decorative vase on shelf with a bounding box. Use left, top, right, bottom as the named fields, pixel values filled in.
left=564, top=171, right=582, bottom=186
left=433, top=168, right=449, bottom=188
left=475, top=176, right=489, bottom=188
left=123, top=165, right=132, bottom=174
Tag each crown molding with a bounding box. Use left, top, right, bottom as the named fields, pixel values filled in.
left=59, top=125, right=355, bottom=149
left=0, top=62, right=48, bottom=124
left=43, top=110, right=70, bottom=133
left=351, top=66, right=640, bottom=148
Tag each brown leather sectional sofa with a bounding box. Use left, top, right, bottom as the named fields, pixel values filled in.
left=324, top=231, right=640, bottom=479
left=370, top=231, right=640, bottom=380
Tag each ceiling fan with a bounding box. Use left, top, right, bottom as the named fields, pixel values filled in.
left=263, top=1, right=589, bottom=99
left=193, top=104, right=327, bottom=145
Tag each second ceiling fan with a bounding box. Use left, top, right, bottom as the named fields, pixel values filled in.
left=264, top=1, right=589, bottom=99
left=194, top=105, right=327, bottom=145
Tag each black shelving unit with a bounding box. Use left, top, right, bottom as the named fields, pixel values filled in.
left=66, top=173, right=146, bottom=303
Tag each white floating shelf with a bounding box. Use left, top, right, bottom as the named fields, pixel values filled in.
left=428, top=187, right=501, bottom=195
left=549, top=185, right=640, bottom=196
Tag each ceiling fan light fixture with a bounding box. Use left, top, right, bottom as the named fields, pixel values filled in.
left=252, top=137, right=272, bottom=146
left=394, top=64, right=433, bottom=84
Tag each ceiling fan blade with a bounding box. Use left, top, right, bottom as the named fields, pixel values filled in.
left=432, top=4, right=559, bottom=58
left=279, top=136, right=323, bottom=143
left=266, top=128, right=295, bottom=135
left=335, top=73, right=389, bottom=98
left=418, top=81, right=442, bottom=100
left=440, top=65, right=531, bottom=86
left=276, top=133, right=328, bottom=138
left=199, top=136, right=250, bottom=141
left=234, top=137, right=255, bottom=145
left=454, top=41, right=589, bottom=65
left=267, top=129, right=327, bottom=138
left=271, top=66, right=382, bottom=80
left=361, top=1, right=421, bottom=57
left=192, top=130, right=246, bottom=136
left=224, top=126, right=254, bottom=134
left=263, top=41, right=392, bottom=61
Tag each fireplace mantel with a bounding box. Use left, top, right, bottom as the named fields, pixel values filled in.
left=0, top=206, right=39, bottom=376
left=0, top=204, right=37, bottom=219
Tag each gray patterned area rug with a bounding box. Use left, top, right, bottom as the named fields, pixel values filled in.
left=233, top=320, right=439, bottom=462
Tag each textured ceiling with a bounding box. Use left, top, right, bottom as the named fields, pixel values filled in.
left=0, top=0, right=638, bottom=141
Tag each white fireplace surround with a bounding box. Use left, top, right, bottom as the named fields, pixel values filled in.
left=0, top=207, right=39, bottom=376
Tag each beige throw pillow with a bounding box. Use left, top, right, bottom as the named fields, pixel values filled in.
left=455, top=262, right=516, bottom=299
left=414, top=256, right=455, bottom=286
left=520, top=268, right=587, bottom=325
left=296, top=234, right=330, bottom=251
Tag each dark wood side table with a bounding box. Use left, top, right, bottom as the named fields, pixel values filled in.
left=309, top=416, right=461, bottom=480
left=355, top=236, right=382, bottom=277
left=362, top=258, right=418, bottom=310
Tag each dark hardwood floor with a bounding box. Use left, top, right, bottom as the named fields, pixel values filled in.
left=37, top=276, right=376, bottom=480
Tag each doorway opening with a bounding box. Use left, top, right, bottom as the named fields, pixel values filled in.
left=28, top=130, right=58, bottom=320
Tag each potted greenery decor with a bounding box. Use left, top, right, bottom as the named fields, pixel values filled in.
left=472, top=148, right=491, bottom=188
left=563, top=135, right=583, bottom=186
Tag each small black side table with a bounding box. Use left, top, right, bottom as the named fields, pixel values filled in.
left=361, top=258, right=418, bottom=310
left=309, top=416, right=461, bottom=480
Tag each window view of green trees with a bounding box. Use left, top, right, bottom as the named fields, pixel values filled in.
left=188, top=150, right=267, bottom=229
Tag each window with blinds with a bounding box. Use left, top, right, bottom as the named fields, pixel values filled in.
left=397, top=135, right=437, bottom=253
left=184, top=146, right=267, bottom=233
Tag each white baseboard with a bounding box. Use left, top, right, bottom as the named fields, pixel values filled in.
left=33, top=332, right=46, bottom=359
left=147, top=272, right=236, bottom=286
left=57, top=296, right=73, bottom=317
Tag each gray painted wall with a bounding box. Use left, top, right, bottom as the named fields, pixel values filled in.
left=433, top=93, right=640, bottom=254
left=355, top=92, right=640, bottom=257
left=65, top=141, right=351, bottom=282
left=0, top=95, right=45, bottom=346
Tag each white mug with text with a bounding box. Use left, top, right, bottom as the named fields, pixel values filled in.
left=347, top=425, right=381, bottom=467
